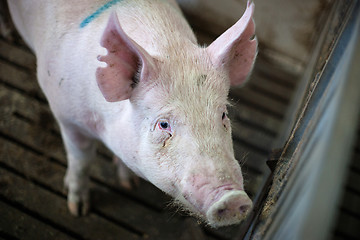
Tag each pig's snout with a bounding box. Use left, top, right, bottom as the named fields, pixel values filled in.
left=206, top=190, right=252, bottom=227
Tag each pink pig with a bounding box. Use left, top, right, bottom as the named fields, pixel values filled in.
left=8, top=0, right=257, bottom=227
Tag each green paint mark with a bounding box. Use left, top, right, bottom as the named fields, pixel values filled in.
left=80, top=0, right=122, bottom=28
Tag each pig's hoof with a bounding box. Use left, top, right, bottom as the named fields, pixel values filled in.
left=68, top=200, right=90, bottom=216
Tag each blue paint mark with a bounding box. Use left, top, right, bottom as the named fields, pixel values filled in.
left=80, top=0, right=122, bottom=28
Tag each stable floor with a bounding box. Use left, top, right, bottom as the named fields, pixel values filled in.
left=0, top=31, right=298, bottom=240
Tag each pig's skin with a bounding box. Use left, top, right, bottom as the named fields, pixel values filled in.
left=8, top=0, right=257, bottom=227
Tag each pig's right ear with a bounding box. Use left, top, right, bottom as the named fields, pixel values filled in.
left=96, top=13, right=157, bottom=102
left=206, top=1, right=257, bottom=87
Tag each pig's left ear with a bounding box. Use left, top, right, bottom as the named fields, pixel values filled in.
left=206, top=1, right=257, bottom=86
left=96, top=12, right=157, bottom=102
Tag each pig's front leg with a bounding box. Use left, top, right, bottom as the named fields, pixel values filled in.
left=60, top=123, right=96, bottom=216
left=113, top=156, right=140, bottom=190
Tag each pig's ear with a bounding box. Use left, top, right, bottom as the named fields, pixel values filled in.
left=206, top=1, right=257, bottom=86
left=96, top=12, right=157, bottom=102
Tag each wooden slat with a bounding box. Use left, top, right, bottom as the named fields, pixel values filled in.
left=339, top=190, right=360, bottom=217
left=242, top=171, right=267, bottom=200
left=0, top=138, right=65, bottom=195
left=231, top=87, right=287, bottom=119
left=334, top=211, right=360, bottom=240
left=0, top=167, right=140, bottom=240
left=229, top=102, right=282, bottom=135
left=347, top=171, right=360, bottom=193
left=332, top=231, right=355, bottom=240
left=253, top=57, right=299, bottom=89
left=0, top=90, right=66, bottom=160
left=234, top=144, right=268, bottom=170
left=232, top=120, right=274, bottom=154
left=331, top=128, right=360, bottom=240
left=351, top=152, right=360, bottom=170
left=0, top=236, right=12, bottom=240
left=0, top=60, right=43, bottom=99
left=248, top=74, right=293, bottom=103
left=0, top=39, right=36, bottom=70
left=0, top=82, right=55, bottom=130
left=0, top=200, right=77, bottom=240
left=0, top=236, right=11, bottom=240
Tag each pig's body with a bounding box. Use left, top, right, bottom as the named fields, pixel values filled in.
left=8, top=0, right=195, bottom=179
left=8, top=0, right=257, bottom=227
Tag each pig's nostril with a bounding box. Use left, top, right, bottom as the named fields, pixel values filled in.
left=217, top=208, right=226, bottom=216
left=239, top=204, right=251, bottom=214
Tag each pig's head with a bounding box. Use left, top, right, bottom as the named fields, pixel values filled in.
left=96, top=2, right=257, bottom=227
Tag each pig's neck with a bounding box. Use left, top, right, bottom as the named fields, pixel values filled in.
left=111, top=0, right=198, bottom=57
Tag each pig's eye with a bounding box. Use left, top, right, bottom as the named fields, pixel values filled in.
left=158, top=120, right=172, bottom=132
left=222, top=112, right=230, bottom=130
left=160, top=121, right=169, bottom=129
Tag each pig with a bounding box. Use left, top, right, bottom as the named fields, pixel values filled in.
left=7, top=0, right=257, bottom=227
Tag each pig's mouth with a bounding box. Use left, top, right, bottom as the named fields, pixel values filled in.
left=179, top=184, right=253, bottom=227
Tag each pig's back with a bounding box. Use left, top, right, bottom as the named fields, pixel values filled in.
left=7, top=0, right=109, bottom=52
left=8, top=0, right=197, bottom=57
